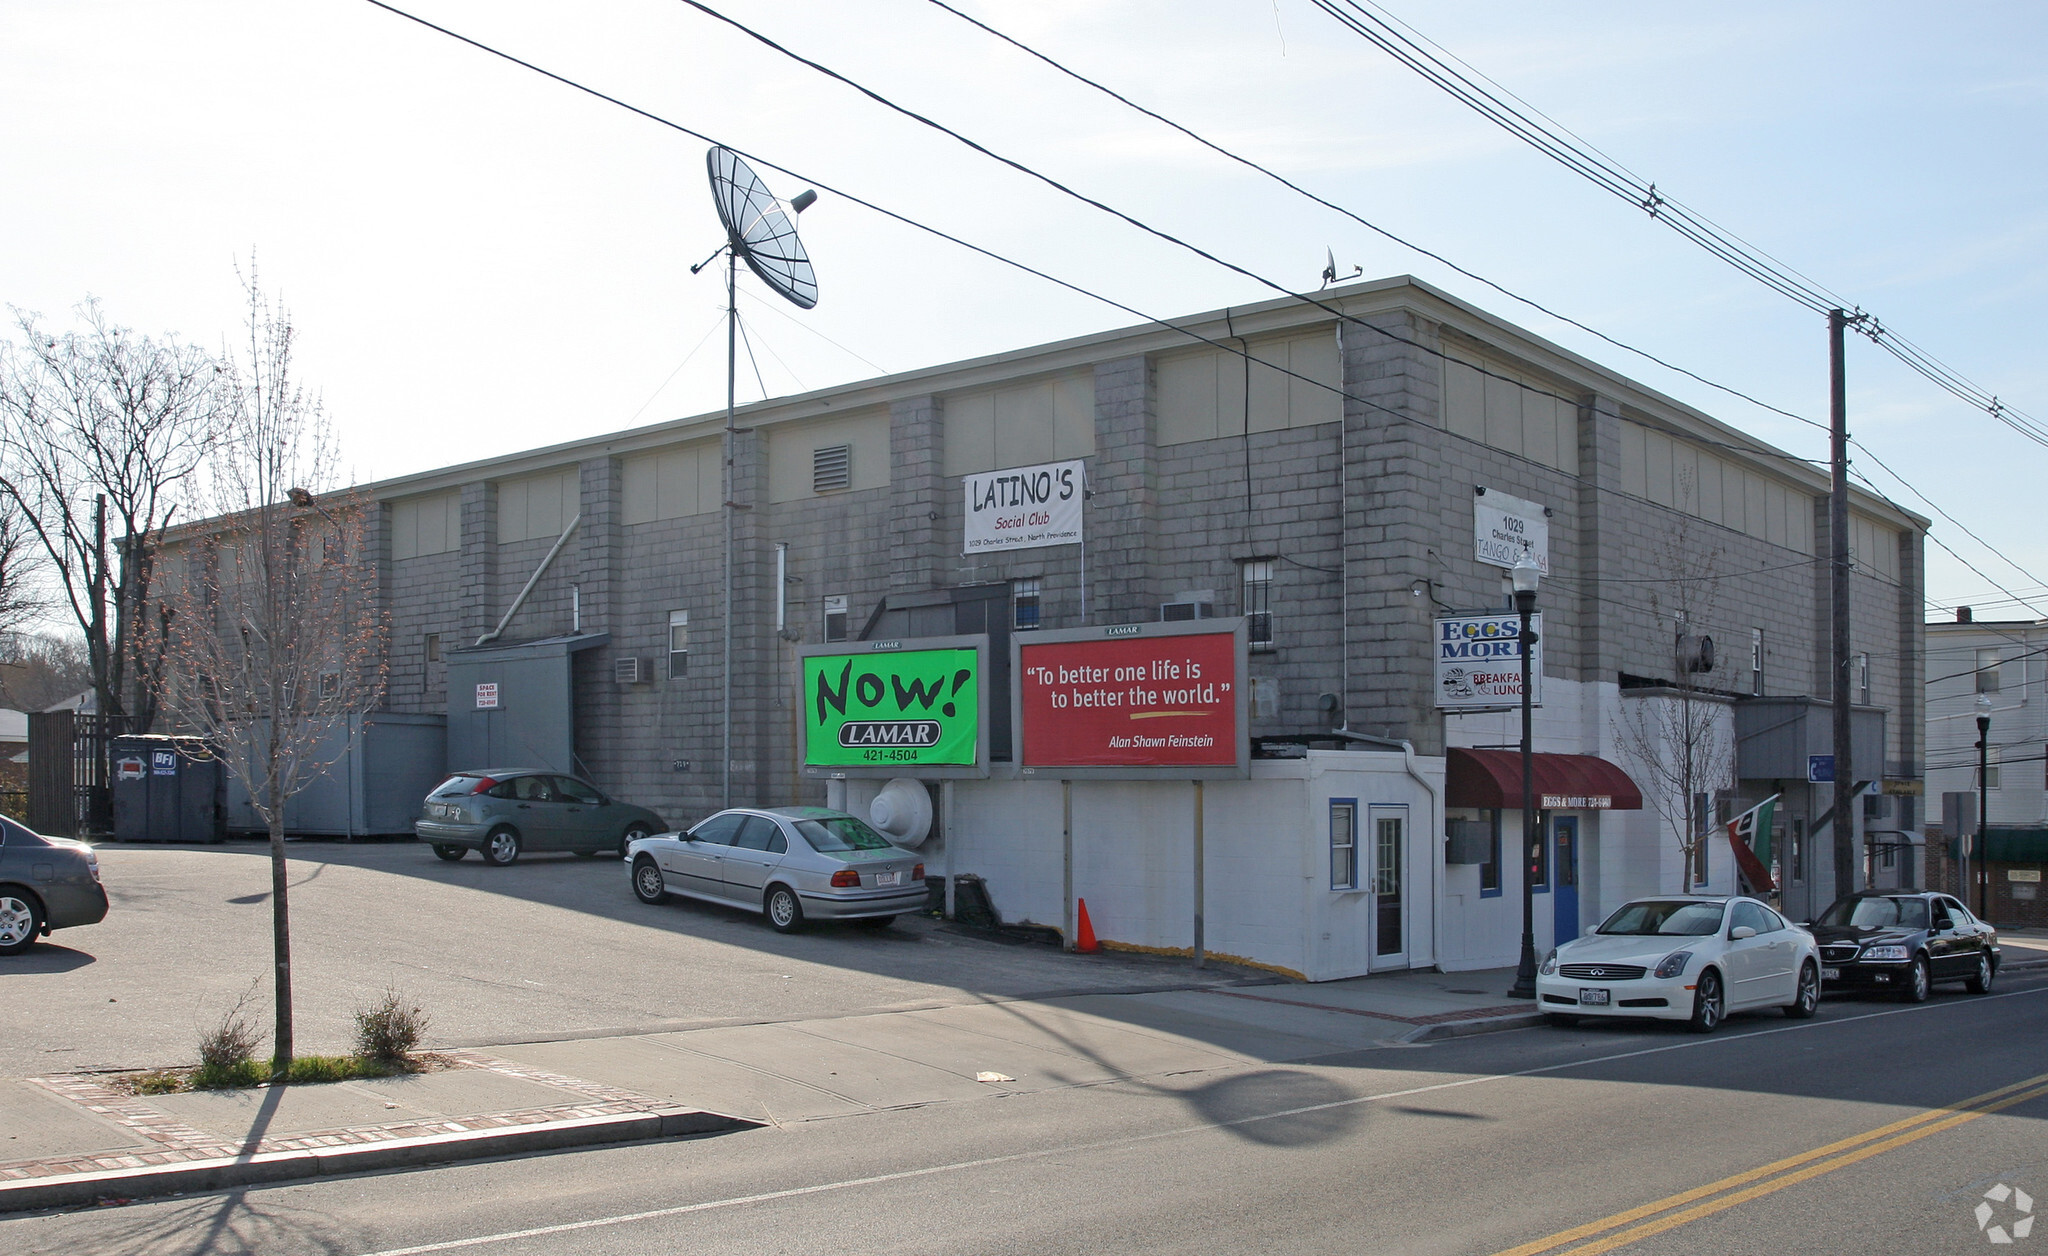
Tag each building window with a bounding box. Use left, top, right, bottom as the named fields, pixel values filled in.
left=823, top=594, right=848, bottom=643
left=1984, top=745, right=2001, bottom=790
left=1329, top=799, right=1357, bottom=891
left=318, top=671, right=341, bottom=700
left=668, top=610, right=689, bottom=679
left=1856, top=652, right=1870, bottom=705
left=1750, top=628, right=1764, bottom=697
left=812, top=444, right=851, bottom=494
left=1977, top=648, right=2002, bottom=693
left=1241, top=559, right=1274, bottom=649
left=1529, top=814, right=1549, bottom=892
left=1374, top=816, right=1403, bottom=895
left=1013, top=578, right=1041, bottom=631
left=1479, top=810, right=1502, bottom=897
left=424, top=633, right=441, bottom=664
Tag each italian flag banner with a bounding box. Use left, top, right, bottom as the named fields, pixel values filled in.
left=1725, top=795, right=1779, bottom=894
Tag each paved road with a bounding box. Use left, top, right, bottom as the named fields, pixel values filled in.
left=5, top=842, right=1231, bottom=1075
left=7, top=961, right=2043, bottom=1253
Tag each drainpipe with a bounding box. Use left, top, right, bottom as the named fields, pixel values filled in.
left=474, top=514, right=582, bottom=647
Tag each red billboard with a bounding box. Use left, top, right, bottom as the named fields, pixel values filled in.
left=1017, top=625, right=1243, bottom=771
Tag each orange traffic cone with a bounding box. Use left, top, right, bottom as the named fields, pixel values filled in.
left=1074, top=898, right=1098, bottom=953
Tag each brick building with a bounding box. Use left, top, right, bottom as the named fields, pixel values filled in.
left=161, top=276, right=1927, bottom=969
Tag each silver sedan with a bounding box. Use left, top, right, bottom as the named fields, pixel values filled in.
left=627, top=807, right=927, bottom=932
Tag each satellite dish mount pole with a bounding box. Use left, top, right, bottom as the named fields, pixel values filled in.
left=722, top=243, right=738, bottom=811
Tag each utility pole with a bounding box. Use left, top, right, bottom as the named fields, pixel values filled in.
left=1828, top=310, right=1856, bottom=901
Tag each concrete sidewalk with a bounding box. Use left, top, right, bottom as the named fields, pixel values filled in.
left=0, top=967, right=1531, bottom=1212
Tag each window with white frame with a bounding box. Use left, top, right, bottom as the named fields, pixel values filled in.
left=1750, top=628, right=1764, bottom=697
left=824, top=594, right=848, bottom=643
left=1977, top=648, right=2003, bottom=693
left=1856, top=652, right=1870, bottom=705
left=1013, top=578, right=1041, bottom=631
left=425, top=633, right=441, bottom=664
left=1241, top=559, right=1274, bottom=648
left=668, top=610, right=689, bottom=679
left=1329, top=800, right=1357, bottom=890
left=1984, top=745, right=2002, bottom=790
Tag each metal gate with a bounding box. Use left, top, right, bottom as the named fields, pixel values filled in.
left=28, top=710, right=137, bottom=837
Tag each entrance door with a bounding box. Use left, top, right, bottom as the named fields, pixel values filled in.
left=1552, top=816, right=1580, bottom=942
left=1368, top=805, right=1407, bottom=969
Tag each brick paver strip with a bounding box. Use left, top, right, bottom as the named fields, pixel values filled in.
left=1, top=1049, right=667, bottom=1184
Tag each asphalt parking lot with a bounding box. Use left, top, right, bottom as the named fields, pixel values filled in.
left=2, top=840, right=1203, bottom=1076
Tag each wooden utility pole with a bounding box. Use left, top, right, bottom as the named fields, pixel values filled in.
left=1828, top=310, right=1856, bottom=898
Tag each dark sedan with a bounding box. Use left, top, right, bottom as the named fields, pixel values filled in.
left=0, top=816, right=109, bottom=955
left=414, top=769, right=665, bottom=865
left=1808, top=890, right=2000, bottom=1001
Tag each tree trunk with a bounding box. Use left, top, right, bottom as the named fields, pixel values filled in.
left=268, top=787, right=293, bottom=1075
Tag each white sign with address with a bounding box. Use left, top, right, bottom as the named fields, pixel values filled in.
left=1474, top=488, right=1550, bottom=574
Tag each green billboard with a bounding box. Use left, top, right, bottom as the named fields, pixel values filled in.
left=801, top=641, right=984, bottom=774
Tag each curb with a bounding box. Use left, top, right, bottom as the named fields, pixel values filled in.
left=0, top=1107, right=752, bottom=1215
left=1399, top=1011, right=1545, bottom=1042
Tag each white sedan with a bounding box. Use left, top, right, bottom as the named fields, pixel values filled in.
left=1536, top=895, right=1820, bottom=1033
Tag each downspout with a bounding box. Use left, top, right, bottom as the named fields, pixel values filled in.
left=474, top=513, right=581, bottom=647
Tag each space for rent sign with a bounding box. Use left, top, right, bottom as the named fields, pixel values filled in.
left=1015, top=620, right=1247, bottom=777
left=801, top=639, right=987, bottom=776
left=1436, top=612, right=1543, bottom=710
left=962, top=460, right=1084, bottom=555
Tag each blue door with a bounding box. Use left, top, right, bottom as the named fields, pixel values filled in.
left=1552, top=816, right=1580, bottom=942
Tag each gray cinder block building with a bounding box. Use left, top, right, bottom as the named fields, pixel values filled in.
left=163, top=276, right=1925, bottom=967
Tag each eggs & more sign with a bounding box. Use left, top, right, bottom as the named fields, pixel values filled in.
left=800, top=638, right=988, bottom=778
left=963, top=460, right=1083, bottom=555
left=1436, top=612, right=1543, bottom=710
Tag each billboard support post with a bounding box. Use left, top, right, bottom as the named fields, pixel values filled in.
left=942, top=779, right=957, bottom=920
left=1192, top=779, right=1206, bottom=969
left=1062, top=780, right=1075, bottom=951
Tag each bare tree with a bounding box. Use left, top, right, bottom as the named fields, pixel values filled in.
left=1614, top=476, right=1737, bottom=890
left=0, top=299, right=223, bottom=729
left=0, top=630, right=93, bottom=713
left=158, top=277, right=386, bottom=1073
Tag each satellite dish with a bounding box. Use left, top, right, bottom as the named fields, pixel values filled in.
left=869, top=778, right=934, bottom=848
left=706, top=147, right=818, bottom=310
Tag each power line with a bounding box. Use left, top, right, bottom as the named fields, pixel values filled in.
left=1314, top=0, right=2045, bottom=449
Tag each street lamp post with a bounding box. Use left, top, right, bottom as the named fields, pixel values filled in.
left=1508, top=553, right=1542, bottom=1001
left=1976, top=695, right=1991, bottom=917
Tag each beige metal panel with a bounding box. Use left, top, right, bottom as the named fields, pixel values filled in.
left=1697, top=452, right=1725, bottom=526
left=623, top=444, right=718, bottom=525
left=1052, top=372, right=1096, bottom=460
left=1482, top=369, right=1522, bottom=457
left=1444, top=357, right=1484, bottom=441
left=1288, top=330, right=1342, bottom=428
left=767, top=408, right=890, bottom=502
left=1523, top=387, right=1557, bottom=472
left=994, top=382, right=1056, bottom=468
left=622, top=453, right=656, bottom=525
left=1246, top=339, right=1290, bottom=434
left=392, top=493, right=460, bottom=560
left=1645, top=428, right=1674, bottom=506
left=497, top=469, right=577, bottom=543
left=942, top=389, right=997, bottom=477
left=1671, top=438, right=1700, bottom=511
left=1156, top=349, right=1221, bottom=446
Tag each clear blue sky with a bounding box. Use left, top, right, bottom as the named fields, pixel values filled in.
left=3, top=0, right=2042, bottom=615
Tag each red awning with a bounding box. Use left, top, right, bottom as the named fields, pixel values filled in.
left=1446, top=748, right=1643, bottom=811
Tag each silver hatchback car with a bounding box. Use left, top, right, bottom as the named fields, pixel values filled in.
left=628, top=807, right=927, bottom=932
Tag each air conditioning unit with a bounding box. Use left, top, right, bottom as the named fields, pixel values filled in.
left=614, top=657, right=649, bottom=684
left=1677, top=633, right=1716, bottom=674
left=1160, top=601, right=1215, bottom=622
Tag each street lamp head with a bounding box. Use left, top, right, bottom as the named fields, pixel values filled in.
left=1510, top=550, right=1541, bottom=595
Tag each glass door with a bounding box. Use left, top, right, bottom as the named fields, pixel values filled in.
left=1368, top=805, right=1407, bottom=968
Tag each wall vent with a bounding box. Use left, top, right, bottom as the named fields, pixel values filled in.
left=812, top=444, right=852, bottom=493
left=614, top=657, right=649, bottom=684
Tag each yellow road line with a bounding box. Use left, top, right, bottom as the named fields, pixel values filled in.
left=1492, top=1071, right=2048, bottom=1256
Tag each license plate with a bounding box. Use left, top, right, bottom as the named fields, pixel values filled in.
left=1821, top=967, right=1840, bottom=981
left=1578, top=988, right=1610, bottom=1006
left=875, top=871, right=900, bottom=887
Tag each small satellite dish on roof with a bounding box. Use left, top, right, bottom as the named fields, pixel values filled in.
left=705, top=147, right=818, bottom=309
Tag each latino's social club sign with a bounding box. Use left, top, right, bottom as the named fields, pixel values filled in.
left=962, top=460, right=1083, bottom=555
left=1015, top=620, right=1248, bottom=777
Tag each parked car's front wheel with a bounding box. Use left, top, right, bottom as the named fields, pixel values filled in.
left=0, top=889, right=43, bottom=956
left=765, top=884, right=805, bottom=934
left=1784, top=961, right=1820, bottom=1018
left=1687, top=969, right=1724, bottom=1033
left=620, top=823, right=652, bottom=858
left=632, top=857, right=668, bottom=904
left=1901, top=956, right=1932, bottom=1003
left=1966, top=953, right=1995, bottom=995
left=432, top=844, right=466, bottom=862
left=482, top=828, right=522, bottom=867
